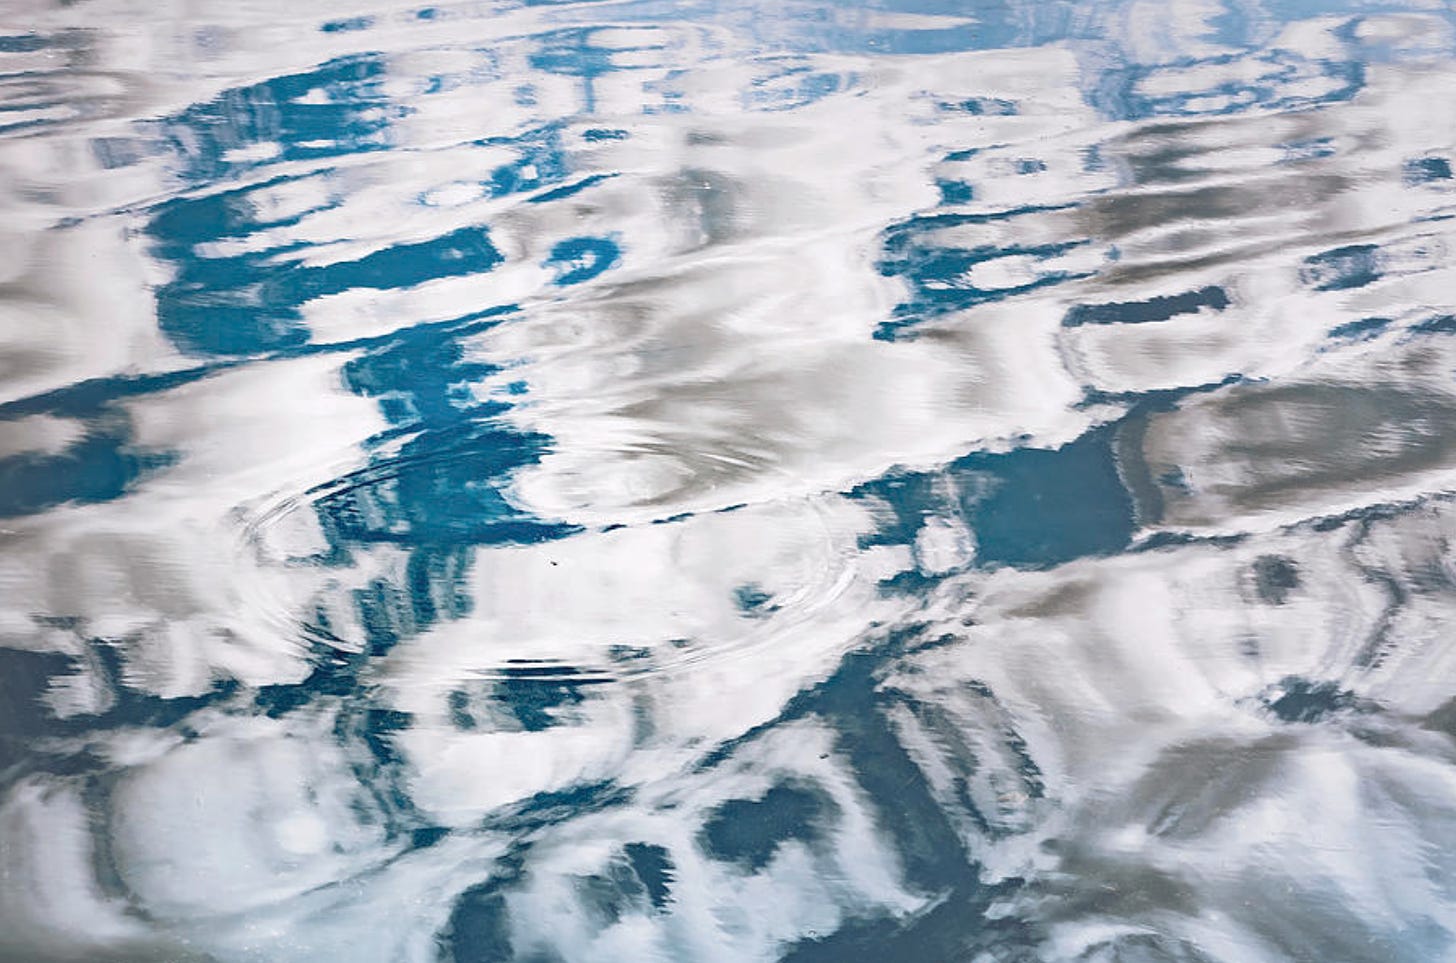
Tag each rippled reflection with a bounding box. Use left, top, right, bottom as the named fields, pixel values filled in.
left=3, top=0, right=1456, bottom=960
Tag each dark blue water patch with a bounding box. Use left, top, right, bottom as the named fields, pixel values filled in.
left=703, top=627, right=974, bottom=889
left=321, top=15, right=373, bottom=32
left=699, top=781, right=838, bottom=873
left=0, top=34, right=50, bottom=53
left=855, top=422, right=1135, bottom=571
left=1133, top=530, right=1249, bottom=558
left=5, top=638, right=240, bottom=738
left=873, top=206, right=1087, bottom=338
left=882, top=681, right=1047, bottom=841
left=775, top=635, right=1034, bottom=961
left=314, top=227, right=505, bottom=297
left=412, top=825, right=450, bottom=848
left=1252, top=555, right=1300, bottom=605
left=1263, top=677, right=1364, bottom=723
left=1409, top=313, right=1456, bottom=336
left=1077, top=372, right=1246, bottom=413
left=147, top=176, right=317, bottom=246
left=330, top=703, right=437, bottom=835
left=733, top=583, right=779, bottom=618
left=255, top=646, right=368, bottom=717
left=307, top=445, right=573, bottom=547
left=343, top=325, right=501, bottom=427
left=490, top=779, right=630, bottom=837
left=0, top=76, right=66, bottom=114
left=0, top=646, right=232, bottom=780
left=1063, top=285, right=1228, bottom=327
left=1300, top=243, right=1381, bottom=291
left=623, top=842, right=674, bottom=910
left=954, top=429, right=1134, bottom=568
left=0, top=425, right=176, bottom=518
left=447, top=689, right=477, bottom=731
left=492, top=664, right=607, bottom=732
left=440, top=853, right=526, bottom=963
left=146, top=167, right=507, bottom=356
left=1328, top=316, right=1389, bottom=341
left=528, top=172, right=616, bottom=204
left=316, top=308, right=580, bottom=550
left=778, top=905, right=1037, bottom=963
left=313, top=395, right=545, bottom=558
left=582, top=127, right=628, bottom=141
left=1404, top=156, right=1453, bottom=184
left=254, top=546, right=467, bottom=721
left=354, top=577, right=415, bottom=657
left=572, top=841, right=685, bottom=928
left=574, top=866, right=643, bottom=929
left=545, top=235, right=621, bottom=285
left=406, top=545, right=475, bottom=626
left=308, top=423, right=577, bottom=547
left=936, top=179, right=974, bottom=205
left=0, top=648, right=79, bottom=748
left=879, top=206, right=1075, bottom=255
left=874, top=233, right=1093, bottom=340
left=1308, top=497, right=1416, bottom=534
left=358, top=707, right=412, bottom=766
left=656, top=620, right=1048, bottom=962
left=0, top=306, right=251, bottom=426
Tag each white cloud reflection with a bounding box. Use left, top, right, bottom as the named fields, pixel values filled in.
left=3, top=0, right=1456, bottom=959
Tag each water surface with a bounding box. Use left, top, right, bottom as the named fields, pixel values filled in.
left=3, top=0, right=1456, bottom=960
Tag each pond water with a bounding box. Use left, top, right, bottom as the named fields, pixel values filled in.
left=3, top=0, right=1456, bottom=960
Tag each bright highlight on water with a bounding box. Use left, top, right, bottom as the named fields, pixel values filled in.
left=2, top=0, right=1456, bottom=960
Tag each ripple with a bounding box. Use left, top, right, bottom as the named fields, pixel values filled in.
left=7, top=0, right=1456, bottom=959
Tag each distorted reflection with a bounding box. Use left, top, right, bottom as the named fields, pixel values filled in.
left=2, top=0, right=1456, bottom=960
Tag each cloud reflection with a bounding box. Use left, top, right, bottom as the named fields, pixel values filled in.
left=3, top=0, right=1456, bottom=960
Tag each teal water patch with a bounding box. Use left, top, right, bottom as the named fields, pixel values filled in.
left=0, top=424, right=176, bottom=517
left=699, top=781, right=838, bottom=872
left=623, top=842, right=674, bottom=910
left=1063, top=286, right=1229, bottom=327
left=856, top=423, right=1135, bottom=572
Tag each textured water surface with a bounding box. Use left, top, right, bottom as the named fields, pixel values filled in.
left=2, top=0, right=1456, bottom=960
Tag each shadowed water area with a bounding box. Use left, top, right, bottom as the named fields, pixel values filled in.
left=2, top=0, right=1456, bottom=959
